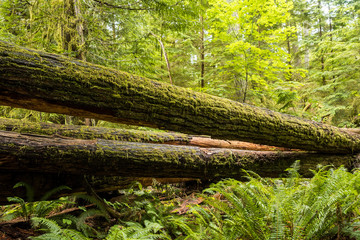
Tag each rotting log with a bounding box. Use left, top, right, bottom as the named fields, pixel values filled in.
left=0, top=118, right=289, bottom=151
left=0, top=131, right=358, bottom=180
left=1, top=42, right=360, bottom=153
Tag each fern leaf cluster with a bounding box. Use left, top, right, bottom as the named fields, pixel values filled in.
left=175, top=164, right=360, bottom=240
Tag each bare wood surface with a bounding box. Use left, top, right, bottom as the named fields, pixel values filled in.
left=341, top=128, right=360, bottom=135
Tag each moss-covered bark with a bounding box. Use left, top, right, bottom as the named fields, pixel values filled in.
left=0, top=118, right=191, bottom=143
left=0, top=118, right=289, bottom=151
left=0, top=131, right=358, bottom=180
left=1, top=41, right=360, bottom=153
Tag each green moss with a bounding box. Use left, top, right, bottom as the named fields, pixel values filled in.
left=2, top=41, right=360, bottom=153
left=0, top=118, right=192, bottom=145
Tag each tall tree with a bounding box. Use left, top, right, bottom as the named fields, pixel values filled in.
left=205, top=0, right=295, bottom=106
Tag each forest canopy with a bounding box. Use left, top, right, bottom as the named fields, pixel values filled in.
left=1, top=0, right=359, bottom=127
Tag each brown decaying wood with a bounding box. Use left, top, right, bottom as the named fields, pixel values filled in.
left=188, top=137, right=291, bottom=151
left=341, top=128, right=360, bottom=135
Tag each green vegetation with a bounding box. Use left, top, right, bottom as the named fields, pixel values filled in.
left=1, top=164, right=360, bottom=239
left=1, top=0, right=360, bottom=239
left=3, top=182, right=71, bottom=221
left=0, top=0, right=359, bottom=127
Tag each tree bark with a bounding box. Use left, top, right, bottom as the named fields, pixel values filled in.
left=150, top=32, right=173, bottom=85
left=0, top=131, right=358, bottom=180
left=0, top=118, right=291, bottom=151
left=318, top=0, right=326, bottom=85
left=200, top=15, right=205, bottom=88
left=1, top=41, right=360, bottom=153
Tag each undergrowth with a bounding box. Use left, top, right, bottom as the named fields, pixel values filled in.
left=1, top=162, right=360, bottom=239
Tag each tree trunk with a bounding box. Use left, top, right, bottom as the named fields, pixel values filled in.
left=1, top=41, right=360, bottom=153
left=0, top=131, right=358, bottom=180
left=0, top=118, right=291, bottom=151
left=200, top=15, right=205, bottom=88
left=318, top=0, right=326, bottom=85
left=151, top=32, right=173, bottom=85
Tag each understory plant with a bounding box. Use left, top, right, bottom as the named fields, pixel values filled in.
left=176, top=162, right=360, bottom=240
left=3, top=163, right=360, bottom=240
left=30, top=217, right=91, bottom=240
left=29, top=194, right=112, bottom=239
left=1, top=182, right=71, bottom=221
left=104, top=163, right=360, bottom=239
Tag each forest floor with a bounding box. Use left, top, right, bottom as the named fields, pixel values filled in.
left=0, top=220, right=37, bottom=239
left=1, top=168, right=360, bottom=240
left=0, top=183, right=202, bottom=240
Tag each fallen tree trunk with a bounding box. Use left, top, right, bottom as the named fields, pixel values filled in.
left=1, top=42, right=360, bottom=153
left=0, top=118, right=289, bottom=151
left=0, top=118, right=285, bottom=203
left=0, top=131, right=358, bottom=180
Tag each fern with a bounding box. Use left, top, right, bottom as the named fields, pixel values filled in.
left=105, top=225, right=127, bottom=240
left=2, top=182, right=72, bottom=221
left=14, top=181, right=35, bottom=202
left=31, top=217, right=90, bottom=240
left=174, top=163, right=360, bottom=240
left=31, top=217, right=62, bottom=237
left=73, top=194, right=110, bottom=219
left=40, top=186, right=72, bottom=201
left=105, top=221, right=171, bottom=240
left=75, top=208, right=108, bottom=238
left=6, top=165, right=360, bottom=240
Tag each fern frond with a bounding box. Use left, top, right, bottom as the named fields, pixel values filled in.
left=41, top=186, right=71, bottom=201
left=14, top=181, right=34, bottom=202
left=105, top=225, right=127, bottom=240
left=77, top=209, right=107, bottom=237
left=62, top=229, right=91, bottom=240
left=74, top=194, right=109, bottom=217
left=30, top=232, right=62, bottom=240
left=32, top=217, right=62, bottom=235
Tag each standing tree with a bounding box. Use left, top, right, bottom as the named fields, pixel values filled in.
left=205, top=0, right=295, bottom=107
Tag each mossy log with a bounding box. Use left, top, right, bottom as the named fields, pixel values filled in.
left=0, top=131, right=358, bottom=180
left=0, top=118, right=289, bottom=151
left=1, top=41, right=360, bottom=153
